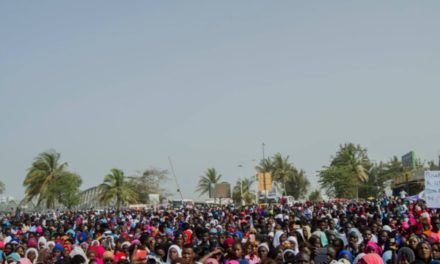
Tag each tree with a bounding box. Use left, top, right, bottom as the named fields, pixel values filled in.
left=196, top=168, right=222, bottom=197
left=23, top=150, right=79, bottom=208
left=128, top=168, right=169, bottom=203
left=232, top=177, right=255, bottom=205
left=255, top=158, right=274, bottom=173
left=0, top=181, right=4, bottom=194
left=308, top=190, right=322, bottom=202
left=256, top=154, right=310, bottom=198
left=272, top=153, right=294, bottom=195
left=98, top=168, right=138, bottom=209
left=285, top=169, right=310, bottom=200
left=49, top=173, right=82, bottom=209
left=318, top=143, right=372, bottom=199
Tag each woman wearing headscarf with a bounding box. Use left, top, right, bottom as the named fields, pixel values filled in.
left=282, top=249, right=296, bottom=264
left=273, top=230, right=285, bottom=249
left=337, top=250, right=354, bottom=263
left=286, top=236, right=299, bottom=255
left=166, top=245, right=182, bottom=264
left=25, top=248, right=39, bottom=264
left=358, top=253, right=384, bottom=264
left=257, top=243, right=269, bottom=262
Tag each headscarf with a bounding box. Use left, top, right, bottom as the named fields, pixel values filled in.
left=204, top=258, right=219, bottom=264
left=302, top=226, right=311, bottom=240
left=258, top=243, right=269, bottom=253
left=397, top=247, right=415, bottom=263
left=365, top=241, right=383, bottom=255
left=353, top=253, right=366, bottom=264
left=337, top=250, right=354, bottom=263
left=25, top=248, right=39, bottom=264
left=38, top=236, right=48, bottom=249
left=70, top=245, right=89, bottom=264
left=382, top=250, right=392, bottom=264
left=273, top=230, right=284, bottom=248
left=287, top=236, right=299, bottom=255
left=53, top=244, right=64, bottom=254
left=19, top=258, right=32, bottom=264
left=166, top=245, right=182, bottom=264
left=360, top=253, right=384, bottom=264
left=282, top=249, right=296, bottom=263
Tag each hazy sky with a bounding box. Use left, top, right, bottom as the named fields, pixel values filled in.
left=1, top=1, right=439, bottom=201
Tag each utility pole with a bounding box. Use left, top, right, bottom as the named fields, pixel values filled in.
left=262, top=142, right=267, bottom=204
left=238, top=164, right=244, bottom=206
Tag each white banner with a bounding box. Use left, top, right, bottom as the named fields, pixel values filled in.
left=424, top=171, right=440, bottom=208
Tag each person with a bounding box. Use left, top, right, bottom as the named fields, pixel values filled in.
left=415, top=241, right=432, bottom=264
left=396, top=247, right=415, bottom=264
left=294, top=252, right=312, bottom=264
left=181, top=246, right=197, bottom=264
left=167, top=245, right=182, bottom=264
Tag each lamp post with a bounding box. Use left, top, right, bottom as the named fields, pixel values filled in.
left=238, top=164, right=244, bottom=206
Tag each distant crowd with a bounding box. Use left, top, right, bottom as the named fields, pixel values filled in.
left=1, top=196, right=440, bottom=264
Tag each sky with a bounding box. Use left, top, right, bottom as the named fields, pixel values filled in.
left=1, top=1, right=439, bottom=201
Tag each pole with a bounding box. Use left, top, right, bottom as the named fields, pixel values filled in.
left=262, top=142, right=267, bottom=204
left=238, top=165, right=244, bottom=206
left=168, top=156, right=184, bottom=201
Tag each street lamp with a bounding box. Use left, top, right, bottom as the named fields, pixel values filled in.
left=238, top=164, right=244, bottom=206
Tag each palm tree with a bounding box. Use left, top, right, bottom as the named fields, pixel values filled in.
left=0, top=181, right=5, bottom=194
left=272, top=153, right=295, bottom=195
left=232, top=177, right=255, bottom=205
left=98, top=168, right=138, bottom=209
left=196, top=168, right=222, bottom=198
left=332, top=143, right=371, bottom=198
left=255, top=158, right=274, bottom=173
left=23, top=150, right=69, bottom=208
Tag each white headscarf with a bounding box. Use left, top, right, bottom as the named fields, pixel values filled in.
left=70, top=246, right=89, bottom=264
left=287, top=236, right=299, bottom=255
left=25, top=248, right=39, bottom=264
left=273, top=230, right=284, bottom=248
left=166, top=245, right=182, bottom=264
left=38, top=237, right=47, bottom=249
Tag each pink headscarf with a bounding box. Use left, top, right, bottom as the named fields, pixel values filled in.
left=360, top=253, right=384, bottom=264
left=365, top=241, right=382, bottom=255
left=19, top=258, right=33, bottom=264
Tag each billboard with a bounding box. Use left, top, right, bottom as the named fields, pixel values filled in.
left=257, top=172, right=272, bottom=192
left=402, top=151, right=416, bottom=170
left=424, top=171, right=440, bottom=208
left=213, top=182, right=231, bottom=198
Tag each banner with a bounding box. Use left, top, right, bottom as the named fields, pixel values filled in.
left=257, top=172, right=272, bottom=192
left=424, top=171, right=440, bottom=208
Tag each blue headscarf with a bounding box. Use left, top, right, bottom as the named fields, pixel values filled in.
left=338, top=250, right=354, bottom=263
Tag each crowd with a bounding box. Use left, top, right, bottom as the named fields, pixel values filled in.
left=1, top=196, right=440, bottom=264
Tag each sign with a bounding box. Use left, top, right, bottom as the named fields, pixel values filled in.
left=402, top=151, right=416, bottom=170
left=257, top=172, right=272, bottom=191
left=424, top=171, right=440, bottom=208
left=213, top=182, right=231, bottom=198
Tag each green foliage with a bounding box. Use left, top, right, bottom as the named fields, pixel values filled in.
left=196, top=168, right=222, bottom=197
left=285, top=169, right=310, bottom=200
left=256, top=153, right=310, bottom=199
left=255, top=158, right=274, bottom=173
left=308, top=190, right=322, bottom=202
left=48, top=172, right=82, bottom=209
left=128, top=168, right=169, bottom=203
left=23, top=150, right=81, bottom=208
left=319, top=143, right=371, bottom=199
left=0, top=181, right=4, bottom=194
left=98, top=168, right=138, bottom=209
left=232, top=177, right=255, bottom=204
